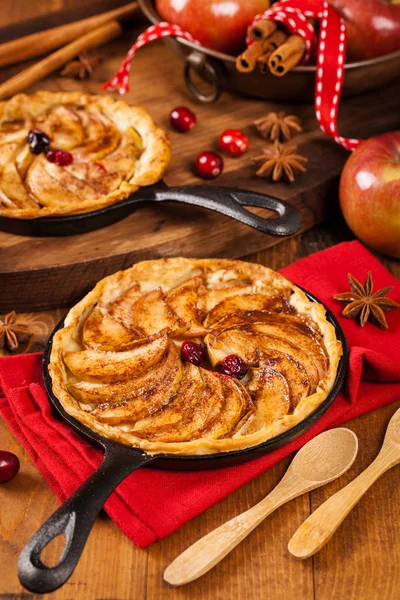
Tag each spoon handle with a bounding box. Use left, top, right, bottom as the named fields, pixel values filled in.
left=164, top=475, right=304, bottom=586
left=288, top=445, right=400, bottom=560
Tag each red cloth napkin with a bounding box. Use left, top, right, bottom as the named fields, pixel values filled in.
left=1, top=241, right=400, bottom=548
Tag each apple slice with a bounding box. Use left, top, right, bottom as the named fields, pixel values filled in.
left=39, top=106, right=85, bottom=150
left=92, top=344, right=183, bottom=424
left=132, top=288, right=187, bottom=336
left=26, top=155, right=116, bottom=208
left=202, top=373, right=253, bottom=439
left=82, top=306, right=142, bottom=351
left=64, top=334, right=168, bottom=383
left=72, top=112, right=120, bottom=161
left=238, top=369, right=290, bottom=435
left=0, top=142, right=19, bottom=173
left=0, top=144, right=20, bottom=206
left=250, top=319, right=328, bottom=380
left=66, top=127, right=142, bottom=194
left=250, top=353, right=310, bottom=409
left=207, top=326, right=319, bottom=392
left=132, top=367, right=226, bottom=442
left=15, top=144, right=34, bottom=179
left=130, top=363, right=205, bottom=440
left=69, top=341, right=181, bottom=412
left=0, top=155, right=38, bottom=209
left=198, top=283, right=263, bottom=313
left=26, top=155, right=85, bottom=208
left=204, top=293, right=291, bottom=328
left=64, top=162, right=123, bottom=196
left=213, top=310, right=328, bottom=380
left=43, top=160, right=103, bottom=202
left=165, top=276, right=209, bottom=337
left=0, top=128, right=29, bottom=146
left=107, top=283, right=143, bottom=331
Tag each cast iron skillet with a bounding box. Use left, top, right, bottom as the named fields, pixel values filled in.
left=18, top=290, right=347, bottom=594
left=0, top=181, right=300, bottom=237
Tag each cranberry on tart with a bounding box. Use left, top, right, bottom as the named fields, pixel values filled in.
left=0, top=91, right=170, bottom=219
left=49, top=258, right=342, bottom=455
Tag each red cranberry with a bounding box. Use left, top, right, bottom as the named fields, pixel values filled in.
left=196, top=151, right=223, bottom=179
left=170, top=106, right=197, bottom=132
left=221, top=355, right=248, bottom=379
left=219, top=129, right=249, bottom=157
left=0, top=450, right=20, bottom=483
left=28, top=129, right=50, bottom=155
left=180, top=341, right=206, bottom=366
left=46, top=149, right=73, bottom=166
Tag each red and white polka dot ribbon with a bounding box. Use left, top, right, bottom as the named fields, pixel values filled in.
left=249, top=0, right=361, bottom=151
left=104, top=1, right=362, bottom=152
left=103, top=22, right=201, bottom=94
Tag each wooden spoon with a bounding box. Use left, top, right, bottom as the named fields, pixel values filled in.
left=288, top=407, right=400, bottom=559
left=164, top=428, right=358, bottom=586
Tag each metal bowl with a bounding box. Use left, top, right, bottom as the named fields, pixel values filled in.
left=139, top=0, right=400, bottom=103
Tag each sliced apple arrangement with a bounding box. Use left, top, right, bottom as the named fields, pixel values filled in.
left=0, top=91, right=170, bottom=219
left=49, top=259, right=342, bottom=455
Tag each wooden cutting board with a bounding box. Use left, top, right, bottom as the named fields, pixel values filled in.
left=1, top=21, right=400, bottom=312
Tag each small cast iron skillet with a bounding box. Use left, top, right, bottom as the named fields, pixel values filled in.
left=18, top=291, right=347, bottom=594
left=0, top=181, right=300, bottom=237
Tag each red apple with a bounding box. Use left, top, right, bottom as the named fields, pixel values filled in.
left=340, top=131, right=400, bottom=258
left=155, top=0, right=270, bottom=55
left=328, top=0, right=400, bottom=61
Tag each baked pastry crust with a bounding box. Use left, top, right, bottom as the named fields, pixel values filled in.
left=49, top=258, right=343, bottom=455
left=0, top=91, right=170, bottom=219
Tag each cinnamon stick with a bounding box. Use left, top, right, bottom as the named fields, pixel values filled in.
left=247, top=19, right=277, bottom=42
left=0, top=21, right=122, bottom=101
left=0, top=1, right=137, bottom=68
left=257, top=52, right=273, bottom=74
left=263, top=30, right=288, bottom=53
left=236, top=41, right=266, bottom=73
left=268, top=35, right=305, bottom=77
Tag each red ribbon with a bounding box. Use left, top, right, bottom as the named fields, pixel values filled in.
left=103, top=22, right=201, bottom=94
left=104, top=0, right=362, bottom=152
left=248, top=0, right=361, bottom=151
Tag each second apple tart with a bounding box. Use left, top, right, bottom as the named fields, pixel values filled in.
left=0, top=91, right=170, bottom=219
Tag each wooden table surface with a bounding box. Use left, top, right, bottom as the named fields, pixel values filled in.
left=1, top=2, right=400, bottom=600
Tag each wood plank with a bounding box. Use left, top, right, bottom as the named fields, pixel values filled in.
left=1, top=29, right=400, bottom=312
left=311, top=402, right=400, bottom=600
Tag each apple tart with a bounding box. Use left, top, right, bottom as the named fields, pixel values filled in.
left=0, top=91, right=170, bottom=219
left=49, top=258, right=342, bottom=455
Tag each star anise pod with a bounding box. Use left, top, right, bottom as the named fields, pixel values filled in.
left=254, top=112, right=302, bottom=142
left=60, top=53, right=102, bottom=80
left=334, top=271, right=400, bottom=329
left=0, top=311, right=32, bottom=351
left=252, top=141, right=307, bottom=182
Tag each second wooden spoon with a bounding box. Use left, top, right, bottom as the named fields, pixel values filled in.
left=164, top=427, right=358, bottom=586
left=288, top=407, right=400, bottom=559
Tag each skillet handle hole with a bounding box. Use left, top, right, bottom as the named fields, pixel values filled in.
left=39, top=533, right=67, bottom=568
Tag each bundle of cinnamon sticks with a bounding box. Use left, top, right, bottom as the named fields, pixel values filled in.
left=236, top=19, right=306, bottom=77
left=0, top=2, right=138, bottom=100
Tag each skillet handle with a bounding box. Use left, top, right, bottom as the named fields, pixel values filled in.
left=18, top=446, right=154, bottom=594
left=148, top=185, right=301, bottom=236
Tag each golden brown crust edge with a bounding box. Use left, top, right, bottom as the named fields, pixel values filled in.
left=49, top=258, right=343, bottom=455
left=0, top=91, right=171, bottom=219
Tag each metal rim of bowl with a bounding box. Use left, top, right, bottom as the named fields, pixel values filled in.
left=138, top=0, right=400, bottom=73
